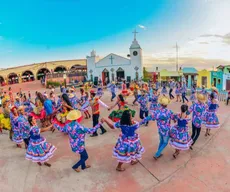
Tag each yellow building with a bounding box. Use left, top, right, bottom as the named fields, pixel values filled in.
left=0, top=59, right=86, bottom=85
left=197, top=69, right=211, bottom=89
left=159, top=69, right=182, bottom=82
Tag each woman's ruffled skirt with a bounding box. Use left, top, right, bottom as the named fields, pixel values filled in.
left=113, top=134, right=145, bottom=163
left=169, top=126, right=193, bottom=150
left=108, top=109, right=136, bottom=122
left=12, top=129, right=23, bottom=144
left=205, top=112, right=220, bottom=129
left=80, top=101, right=90, bottom=112
left=26, top=137, right=56, bottom=163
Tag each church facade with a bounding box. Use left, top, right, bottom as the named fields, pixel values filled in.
left=86, top=36, right=143, bottom=84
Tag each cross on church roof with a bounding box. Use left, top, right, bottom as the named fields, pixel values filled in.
left=109, top=55, right=114, bottom=64
left=132, top=29, right=138, bottom=40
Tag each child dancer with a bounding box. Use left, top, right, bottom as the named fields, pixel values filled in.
left=102, top=110, right=145, bottom=171
left=187, top=94, right=207, bottom=149
left=107, top=81, right=117, bottom=101
left=52, top=110, right=102, bottom=172
left=169, top=104, right=192, bottom=158
left=204, top=93, right=220, bottom=136
left=137, top=90, right=149, bottom=126
left=26, top=115, right=56, bottom=167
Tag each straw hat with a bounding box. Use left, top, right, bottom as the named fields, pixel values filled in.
left=197, top=94, right=206, bottom=103
left=15, top=96, right=20, bottom=100
left=18, top=105, right=24, bottom=112
left=159, top=96, right=170, bottom=106
left=2, top=98, right=10, bottom=105
left=67, top=110, right=82, bottom=121
left=202, top=85, right=205, bottom=88
left=112, top=81, right=115, bottom=84
left=68, top=93, right=75, bottom=98
left=211, top=86, right=218, bottom=93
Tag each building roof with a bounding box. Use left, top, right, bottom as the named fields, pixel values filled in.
left=182, top=67, right=197, bottom=74
left=160, top=69, right=181, bottom=77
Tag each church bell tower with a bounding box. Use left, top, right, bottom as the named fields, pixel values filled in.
left=130, top=30, right=143, bottom=80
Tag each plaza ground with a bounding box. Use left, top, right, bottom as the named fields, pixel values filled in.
left=0, top=81, right=230, bottom=192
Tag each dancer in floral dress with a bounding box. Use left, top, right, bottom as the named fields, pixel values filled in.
left=149, top=89, right=160, bottom=113
left=137, top=90, right=149, bottom=126
left=26, top=115, right=56, bottom=167
left=169, top=104, right=192, bottom=158
left=204, top=92, right=220, bottom=136
left=161, top=83, right=168, bottom=96
left=175, top=83, right=182, bottom=102
left=190, top=84, right=197, bottom=104
left=22, top=95, right=33, bottom=114
left=17, top=106, right=31, bottom=149
left=141, top=96, right=174, bottom=159
left=52, top=110, right=101, bottom=172
left=79, top=89, right=91, bottom=119
left=10, top=106, right=23, bottom=148
left=108, top=94, right=135, bottom=122
left=187, top=94, right=207, bottom=149
left=102, top=110, right=145, bottom=172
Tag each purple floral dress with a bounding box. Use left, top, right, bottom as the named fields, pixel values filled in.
left=26, top=125, right=56, bottom=163
left=149, top=94, right=160, bottom=112
left=69, top=95, right=80, bottom=110
left=17, top=114, right=31, bottom=139
left=169, top=113, right=193, bottom=150
left=190, top=87, right=196, bottom=102
left=10, top=115, right=23, bottom=144
left=53, top=121, right=101, bottom=154
left=113, top=121, right=144, bottom=163
left=204, top=100, right=220, bottom=129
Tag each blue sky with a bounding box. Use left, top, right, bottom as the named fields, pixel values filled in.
left=0, top=0, right=230, bottom=70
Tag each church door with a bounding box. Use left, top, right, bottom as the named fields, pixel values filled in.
left=116, top=67, right=125, bottom=80
left=102, top=68, right=110, bottom=85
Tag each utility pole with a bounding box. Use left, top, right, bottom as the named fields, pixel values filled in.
left=175, top=43, right=179, bottom=72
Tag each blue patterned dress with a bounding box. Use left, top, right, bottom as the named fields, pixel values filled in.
left=204, top=101, right=220, bottom=129
left=161, top=86, right=168, bottom=95
left=80, top=95, right=90, bottom=112
left=149, top=94, right=160, bottom=112
left=69, top=95, right=80, bottom=110
left=17, top=114, right=31, bottom=140
left=97, top=87, right=104, bottom=97
left=137, top=95, right=149, bottom=112
left=53, top=121, right=101, bottom=154
left=175, top=86, right=181, bottom=96
left=23, top=100, right=33, bottom=114
left=10, top=115, right=23, bottom=144
left=113, top=121, right=144, bottom=163
left=190, top=87, right=196, bottom=102
left=26, top=126, right=56, bottom=163
left=169, top=114, right=193, bottom=150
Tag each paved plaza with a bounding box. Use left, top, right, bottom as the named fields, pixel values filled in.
left=0, top=82, right=230, bottom=192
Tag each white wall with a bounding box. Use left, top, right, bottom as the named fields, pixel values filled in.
left=223, top=74, right=230, bottom=90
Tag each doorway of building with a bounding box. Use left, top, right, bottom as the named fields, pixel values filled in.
left=116, top=67, right=125, bottom=80
left=102, top=68, right=109, bottom=85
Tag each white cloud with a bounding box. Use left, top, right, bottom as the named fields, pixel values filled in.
left=138, top=24, right=146, bottom=30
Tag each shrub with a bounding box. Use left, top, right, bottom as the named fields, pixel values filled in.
left=46, top=81, right=61, bottom=88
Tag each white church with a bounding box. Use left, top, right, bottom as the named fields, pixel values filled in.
left=86, top=32, right=143, bottom=84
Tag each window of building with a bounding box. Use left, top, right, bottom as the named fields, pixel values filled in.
left=218, top=79, right=221, bottom=84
